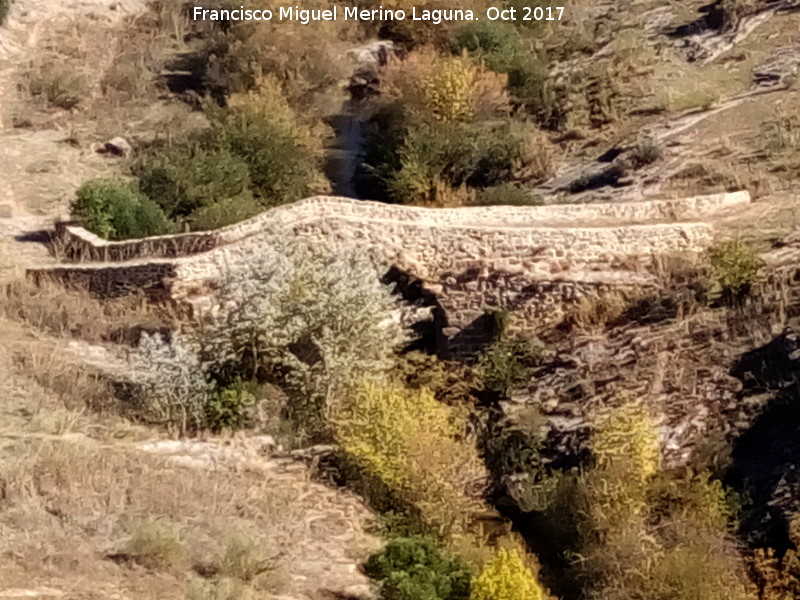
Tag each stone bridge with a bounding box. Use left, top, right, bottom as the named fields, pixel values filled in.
left=31, top=191, right=751, bottom=355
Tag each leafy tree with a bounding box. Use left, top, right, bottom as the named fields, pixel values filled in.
left=204, top=380, right=256, bottom=432
left=210, top=108, right=321, bottom=205
left=384, top=120, right=545, bottom=205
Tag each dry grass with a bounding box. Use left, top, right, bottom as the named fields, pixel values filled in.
left=0, top=436, right=376, bottom=597
left=563, top=290, right=634, bottom=333
left=0, top=269, right=375, bottom=598
left=0, top=275, right=375, bottom=596
left=652, top=65, right=749, bottom=113
left=123, top=520, right=188, bottom=571
left=0, top=277, right=176, bottom=344
left=663, top=160, right=748, bottom=197
left=8, top=339, right=116, bottom=411
left=27, top=64, right=90, bottom=110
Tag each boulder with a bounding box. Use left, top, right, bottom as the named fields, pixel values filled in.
left=103, top=136, right=132, bottom=157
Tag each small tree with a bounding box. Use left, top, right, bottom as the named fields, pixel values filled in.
left=132, top=143, right=253, bottom=221
left=210, top=105, right=324, bottom=206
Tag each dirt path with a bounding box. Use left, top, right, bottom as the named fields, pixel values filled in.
left=0, top=0, right=146, bottom=273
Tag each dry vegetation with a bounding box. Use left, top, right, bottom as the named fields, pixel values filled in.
left=5, top=0, right=800, bottom=598
left=0, top=435, right=376, bottom=598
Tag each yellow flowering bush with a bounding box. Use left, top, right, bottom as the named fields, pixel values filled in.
left=333, top=381, right=485, bottom=534
left=593, top=403, right=660, bottom=479
left=422, top=55, right=479, bottom=122
left=470, top=548, right=545, bottom=600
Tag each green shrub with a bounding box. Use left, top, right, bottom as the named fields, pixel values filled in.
left=708, top=239, right=763, bottom=303
left=627, top=136, right=663, bottom=169
left=470, top=548, right=544, bottom=600
left=477, top=335, right=543, bottom=396
left=71, top=180, right=118, bottom=240
left=482, top=413, right=566, bottom=513
left=354, top=103, right=409, bottom=201
left=215, top=533, right=277, bottom=582
left=71, top=179, right=172, bottom=240
left=205, top=380, right=256, bottom=432
left=357, top=105, right=553, bottom=205
left=132, top=143, right=253, bottom=222
left=391, top=351, right=482, bottom=408
left=210, top=108, right=321, bottom=206
left=387, top=120, right=539, bottom=204
left=448, top=23, right=562, bottom=130
left=187, top=193, right=263, bottom=231
left=131, top=82, right=324, bottom=231
left=366, top=536, right=472, bottom=600
left=448, top=21, right=520, bottom=59
left=493, top=53, right=563, bottom=129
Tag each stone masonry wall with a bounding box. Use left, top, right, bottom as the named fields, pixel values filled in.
left=52, top=192, right=750, bottom=262
left=34, top=192, right=751, bottom=352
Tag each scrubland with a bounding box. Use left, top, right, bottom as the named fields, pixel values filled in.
left=3, top=0, right=800, bottom=599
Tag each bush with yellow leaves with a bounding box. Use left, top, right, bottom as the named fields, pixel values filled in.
left=589, top=401, right=661, bottom=520
left=748, top=515, right=800, bottom=600
left=572, top=401, right=754, bottom=600
left=333, top=381, right=486, bottom=535
left=383, top=49, right=510, bottom=123
left=224, top=75, right=328, bottom=157
left=470, top=548, right=545, bottom=600
left=422, top=54, right=479, bottom=122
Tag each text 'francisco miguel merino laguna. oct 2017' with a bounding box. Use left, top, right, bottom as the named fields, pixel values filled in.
left=191, top=4, right=566, bottom=25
